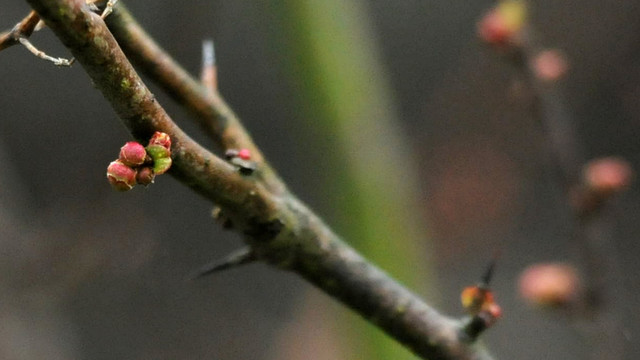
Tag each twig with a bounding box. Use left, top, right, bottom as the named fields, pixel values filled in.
left=0, top=10, right=40, bottom=51
left=0, top=10, right=74, bottom=66
left=22, top=1, right=495, bottom=359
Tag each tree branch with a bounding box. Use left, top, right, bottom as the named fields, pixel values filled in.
left=22, top=1, right=495, bottom=358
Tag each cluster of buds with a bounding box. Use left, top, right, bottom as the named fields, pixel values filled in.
left=106, top=132, right=172, bottom=191
left=518, top=262, right=580, bottom=308
left=225, top=148, right=256, bottom=175
left=477, top=0, right=526, bottom=49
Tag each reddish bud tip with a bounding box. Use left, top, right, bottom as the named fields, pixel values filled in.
left=136, top=166, right=155, bottom=186
left=107, top=160, right=137, bottom=191
left=477, top=1, right=526, bottom=48
left=238, top=148, right=251, bottom=160
left=533, top=50, right=568, bottom=82
left=485, top=302, right=502, bottom=319
left=119, top=141, right=147, bottom=167
left=583, top=157, right=633, bottom=196
left=518, top=263, right=579, bottom=307
left=477, top=10, right=512, bottom=46
left=149, top=131, right=171, bottom=150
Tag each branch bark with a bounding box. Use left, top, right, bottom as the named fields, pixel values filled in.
left=22, top=0, right=495, bottom=358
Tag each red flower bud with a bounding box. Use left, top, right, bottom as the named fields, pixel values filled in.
left=119, top=141, right=147, bottom=167
left=149, top=131, right=171, bottom=150
left=477, top=10, right=512, bottom=46
left=477, top=1, right=526, bottom=47
left=107, top=160, right=137, bottom=191
left=136, top=166, right=155, bottom=186
left=519, top=263, right=579, bottom=307
left=238, top=148, right=251, bottom=160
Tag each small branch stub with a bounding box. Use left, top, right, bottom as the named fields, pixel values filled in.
left=225, top=148, right=256, bottom=175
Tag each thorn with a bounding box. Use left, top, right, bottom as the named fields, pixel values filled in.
left=201, top=39, right=217, bottom=92
left=190, top=247, right=256, bottom=279
left=480, top=251, right=500, bottom=288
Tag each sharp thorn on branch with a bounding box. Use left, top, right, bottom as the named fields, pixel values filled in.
left=190, top=247, right=256, bottom=280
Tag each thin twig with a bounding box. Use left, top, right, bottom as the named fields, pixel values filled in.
left=514, top=21, right=626, bottom=360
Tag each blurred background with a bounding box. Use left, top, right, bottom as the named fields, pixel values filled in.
left=1, top=1, right=640, bottom=359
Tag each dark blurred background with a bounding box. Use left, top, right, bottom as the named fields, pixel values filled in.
left=1, top=1, right=640, bottom=359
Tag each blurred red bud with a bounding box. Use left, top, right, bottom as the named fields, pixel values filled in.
left=477, top=1, right=525, bottom=48
left=532, top=50, right=568, bottom=82
left=149, top=131, right=171, bottom=150
left=136, top=166, right=155, bottom=186
left=519, top=263, right=579, bottom=307
left=107, top=160, right=137, bottom=191
left=119, top=141, right=147, bottom=167
left=583, top=157, right=633, bottom=196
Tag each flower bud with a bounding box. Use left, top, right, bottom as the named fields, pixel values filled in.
left=149, top=131, right=171, bottom=150
left=583, top=157, right=633, bottom=197
left=146, top=144, right=172, bottom=175
left=136, top=166, right=155, bottom=186
left=153, top=157, right=172, bottom=175
left=107, top=160, right=137, bottom=191
left=477, top=1, right=526, bottom=47
left=532, top=50, right=568, bottom=82
left=519, top=263, right=579, bottom=307
left=119, top=141, right=147, bottom=167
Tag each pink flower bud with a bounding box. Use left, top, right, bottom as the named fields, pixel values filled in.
left=149, top=131, right=171, bottom=150
left=136, top=166, right=155, bottom=186
left=107, top=160, right=137, bottom=191
left=518, top=263, right=579, bottom=307
left=583, top=157, right=633, bottom=196
left=532, top=50, right=568, bottom=82
left=119, top=141, right=147, bottom=167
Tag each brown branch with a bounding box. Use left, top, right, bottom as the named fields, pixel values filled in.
left=22, top=1, right=495, bottom=359
left=0, top=10, right=40, bottom=51
left=103, top=4, right=285, bottom=196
